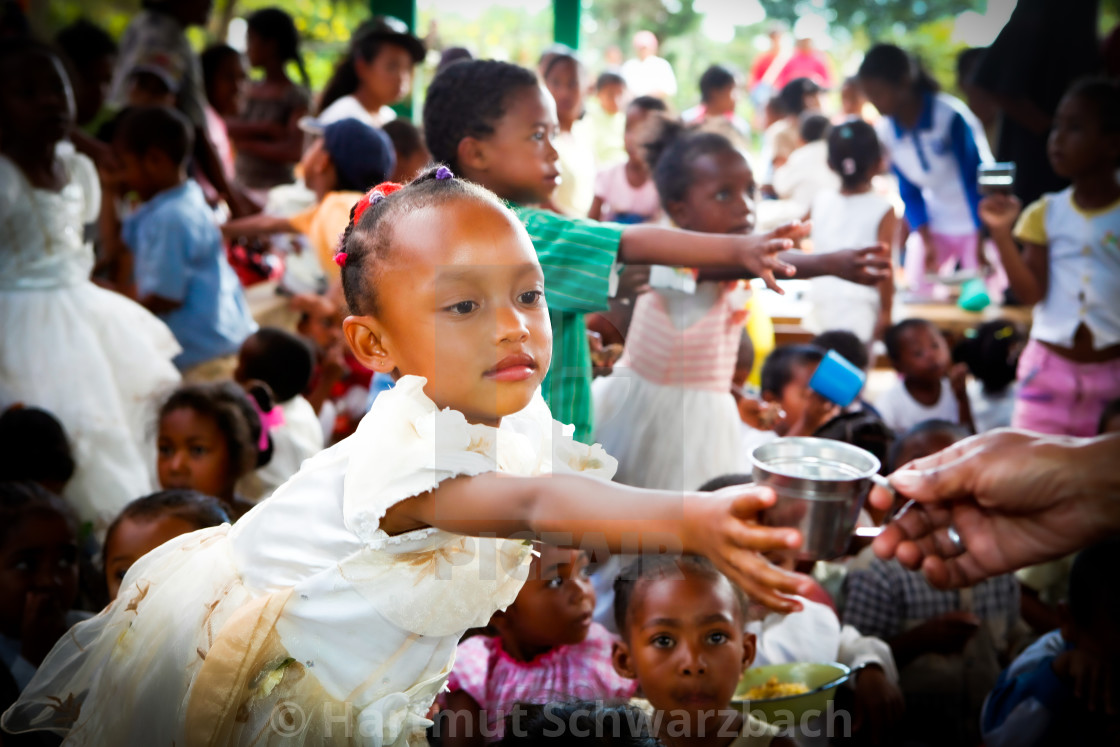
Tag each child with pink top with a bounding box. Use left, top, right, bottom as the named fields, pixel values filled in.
left=588, top=96, right=667, bottom=224
left=441, top=545, right=635, bottom=744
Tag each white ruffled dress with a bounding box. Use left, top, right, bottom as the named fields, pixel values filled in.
left=0, top=145, right=181, bottom=530
left=2, top=376, right=616, bottom=746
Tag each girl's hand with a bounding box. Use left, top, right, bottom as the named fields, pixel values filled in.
left=831, top=244, right=892, bottom=285
left=736, top=222, right=807, bottom=292
left=683, top=486, right=814, bottom=613
left=978, top=193, right=1022, bottom=235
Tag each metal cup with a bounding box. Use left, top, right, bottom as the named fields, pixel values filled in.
left=751, top=437, right=885, bottom=561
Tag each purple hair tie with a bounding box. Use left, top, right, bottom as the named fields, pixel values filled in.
left=370, top=192, right=386, bottom=205
left=435, top=166, right=453, bottom=181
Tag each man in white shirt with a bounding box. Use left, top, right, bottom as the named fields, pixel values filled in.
left=620, top=30, right=677, bottom=100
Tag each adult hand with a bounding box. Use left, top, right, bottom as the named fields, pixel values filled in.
left=869, top=430, right=1120, bottom=588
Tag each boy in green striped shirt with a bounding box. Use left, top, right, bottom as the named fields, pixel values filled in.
left=424, top=60, right=886, bottom=442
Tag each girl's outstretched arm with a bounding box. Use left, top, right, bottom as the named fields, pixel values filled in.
left=978, top=194, right=1048, bottom=305
left=617, top=222, right=807, bottom=292
left=382, top=473, right=815, bottom=613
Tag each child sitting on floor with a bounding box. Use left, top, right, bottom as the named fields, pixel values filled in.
left=875, top=319, right=974, bottom=433
left=441, top=545, right=634, bottom=744
left=611, top=554, right=795, bottom=746
left=982, top=537, right=1120, bottom=746
left=101, top=489, right=229, bottom=601
left=233, top=327, right=323, bottom=500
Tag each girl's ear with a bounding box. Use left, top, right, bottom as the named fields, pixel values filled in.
left=342, top=315, right=396, bottom=374
left=611, top=639, right=638, bottom=680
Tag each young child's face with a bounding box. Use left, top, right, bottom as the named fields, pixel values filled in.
left=613, top=565, right=754, bottom=722
left=0, top=52, right=74, bottom=145
left=112, top=144, right=173, bottom=201
left=1049, top=93, right=1119, bottom=180
left=707, top=83, right=737, bottom=115
left=894, top=324, right=950, bottom=383
left=245, top=28, right=269, bottom=68
left=764, top=361, right=815, bottom=428
left=496, top=546, right=595, bottom=655
left=157, top=408, right=235, bottom=500
left=464, top=84, right=560, bottom=205
left=103, top=515, right=199, bottom=600
left=623, top=107, right=652, bottom=161
left=355, top=42, right=414, bottom=107
left=544, top=57, right=583, bottom=128
left=352, top=198, right=552, bottom=426
left=668, top=149, right=756, bottom=235
left=210, top=52, right=247, bottom=117
left=296, top=294, right=344, bottom=351
left=597, top=82, right=626, bottom=115
left=0, top=510, right=79, bottom=639
left=298, top=137, right=338, bottom=196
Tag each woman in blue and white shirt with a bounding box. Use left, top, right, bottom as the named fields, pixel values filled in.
left=859, top=44, right=995, bottom=298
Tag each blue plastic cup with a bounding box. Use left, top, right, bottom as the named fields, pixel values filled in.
left=809, top=349, right=866, bottom=407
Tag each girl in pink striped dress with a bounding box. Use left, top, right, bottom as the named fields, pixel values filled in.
left=593, top=127, right=757, bottom=492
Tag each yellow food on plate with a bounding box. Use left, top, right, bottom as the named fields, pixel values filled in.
left=745, top=676, right=810, bottom=699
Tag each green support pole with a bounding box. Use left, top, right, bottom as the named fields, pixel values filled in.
left=554, top=0, right=581, bottom=50
left=370, top=0, right=419, bottom=120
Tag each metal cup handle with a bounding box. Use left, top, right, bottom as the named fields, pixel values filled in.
left=852, top=474, right=916, bottom=539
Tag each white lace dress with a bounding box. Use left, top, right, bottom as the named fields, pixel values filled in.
left=2, top=376, right=617, bottom=746
left=0, top=144, right=181, bottom=531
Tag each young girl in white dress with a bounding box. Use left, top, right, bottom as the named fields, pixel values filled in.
left=804, top=119, right=897, bottom=344
left=0, top=40, right=181, bottom=532
left=2, top=167, right=815, bottom=746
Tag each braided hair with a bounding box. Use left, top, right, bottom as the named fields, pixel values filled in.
left=336, top=165, right=508, bottom=316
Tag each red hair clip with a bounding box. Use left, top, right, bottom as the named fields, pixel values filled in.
left=334, top=252, right=348, bottom=267
left=352, top=182, right=404, bottom=226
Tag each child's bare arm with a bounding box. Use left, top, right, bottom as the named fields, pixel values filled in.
left=979, top=194, right=1048, bottom=304
left=221, top=214, right=295, bottom=240
left=617, top=223, right=805, bottom=292
left=382, top=472, right=814, bottom=612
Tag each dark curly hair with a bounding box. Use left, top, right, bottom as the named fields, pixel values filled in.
left=104, top=489, right=229, bottom=554
left=338, top=165, right=508, bottom=316
left=236, top=327, right=314, bottom=403
left=423, top=60, right=540, bottom=173
left=0, top=480, right=77, bottom=547
left=613, top=554, right=748, bottom=639
left=884, top=318, right=937, bottom=365
left=642, top=116, right=739, bottom=211
left=158, top=381, right=274, bottom=484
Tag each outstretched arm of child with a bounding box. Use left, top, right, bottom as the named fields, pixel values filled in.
left=381, top=473, right=815, bottom=613
left=616, top=222, right=807, bottom=292
left=978, top=194, right=1049, bottom=305
left=695, top=244, right=891, bottom=287
left=221, top=214, right=296, bottom=240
